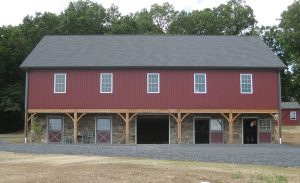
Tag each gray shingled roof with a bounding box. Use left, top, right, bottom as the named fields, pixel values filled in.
left=281, top=102, right=300, bottom=109
left=20, top=35, right=286, bottom=69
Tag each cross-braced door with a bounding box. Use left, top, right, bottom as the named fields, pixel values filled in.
left=96, top=118, right=111, bottom=144
left=258, top=119, right=272, bottom=143
left=48, top=118, right=63, bottom=143
left=210, top=119, right=224, bottom=144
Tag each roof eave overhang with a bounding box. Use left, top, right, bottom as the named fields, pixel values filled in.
left=20, top=65, right=287, bottom=70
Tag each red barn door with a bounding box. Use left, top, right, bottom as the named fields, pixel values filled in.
left=210, top=119, right=224, bottom=144
left=96, top=117, right=112, bottom=144
left=258, top=119, right=272, bottom=143
left=48, top=118, right=63, bottom=143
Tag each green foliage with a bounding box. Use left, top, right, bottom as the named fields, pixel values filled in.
left=169, top=0, right=257, bottom=35
left=260, top=0, right=300, bottom=103
left=21, top=12, right=62, bottom=50
left=254, top=173, right=287, bottom=183
left=110, top=15, right=139, bottom=34
left=134, top=9, right=162, bottom=34
left=279, top=0, right=300, bottom=102
left=30, top=117, right=42, bottom=142
left=61, top=0, right=106, bottom=34
left=0, top=26, right=26, bottom=132
left=149, top=2, right=178, bottom=33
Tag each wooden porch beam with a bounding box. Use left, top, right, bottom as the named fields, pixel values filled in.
left=28, top=108, right=279, bottom=114
left=181, top=113, right=190, bottom=122
left=78, top=113, right=86, bottom=122
left=65, top=113, right=74, bottom=121
left=27, top=113, right=37, bottom=123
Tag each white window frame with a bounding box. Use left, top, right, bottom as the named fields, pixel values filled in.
left=194, top=73, right=207, bottom=94
left=258, top=119, right=272, bottom=131
left=100, top=73, right=113, bottom=93
left=240, top=74, right=253, bottom=94
left=147, top=73, right=160, bottom=93
left=290, top=111, right=296, bottom=120
left=54, top=73, right=66, bottom=94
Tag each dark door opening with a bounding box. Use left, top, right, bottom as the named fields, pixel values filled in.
left=243, top=118, right=258, bottom=144
left=195, top=118, right=210, bottom=144
left=137, top=116, right=169, bottom=144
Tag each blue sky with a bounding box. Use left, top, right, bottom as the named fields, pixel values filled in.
left=0, top=0, right=295, bottom=26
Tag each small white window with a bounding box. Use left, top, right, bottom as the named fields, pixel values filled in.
left=100, top=73, right=113, bottom=93
left=194, top=73, right=206, bottom=93
left=240, top=74, right=253, bottom=94
left=54, top=73, right=66, bottom=93
left=258, top=119, right=271, bottom=131
left=147, top=73, right=160, bottom=93
left=96, top=118, right=111, bottom=131
left=210, top=119, right=223, bottom=131
left=290, top=111, right=296, bottom=120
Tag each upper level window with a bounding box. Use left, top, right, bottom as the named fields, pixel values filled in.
left=100, top=73, right=113, bottom=93
left=54, top=73, right=66, bottom=93
left=240, top=74, right=253, bottom=94
left=147, top=73, right=160, bottom=93
left=194, top=73, right=206, bottom=93
left=290, top=111, right=296, bottom=120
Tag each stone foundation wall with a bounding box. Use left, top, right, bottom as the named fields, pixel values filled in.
left=169, top=116, right=177, bottom=144
left=30, top=113, right=274, bottom=144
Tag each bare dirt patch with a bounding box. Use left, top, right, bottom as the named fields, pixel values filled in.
left=282, top=126, right=300, bottom=146
left=0, top=131, right=23, bottom=144
left=0, top=151, right=299, bottom=183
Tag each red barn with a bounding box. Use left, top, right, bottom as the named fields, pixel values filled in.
left=281, top=102, right=300, bottom=126
left=20, top=36, right=286, bottom=144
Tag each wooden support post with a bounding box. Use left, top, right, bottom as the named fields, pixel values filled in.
left=221, top=112, right=241, bottom=144
left=169, top=112, right=189, bottom=144
left=177, top=113, right=182, bottom=144
left=117, top=112, right=137, bottom=144
left=73, top=112, right=78, bottom=144
left=125, top=113, right=130, bottom=144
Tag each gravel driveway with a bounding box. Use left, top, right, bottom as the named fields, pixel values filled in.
left=0, top=143, right=299, bottom=167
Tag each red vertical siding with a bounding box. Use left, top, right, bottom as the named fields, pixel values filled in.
left=281, top=109, right=300, bottom=126
left=28, top=69, right=279, bottom=109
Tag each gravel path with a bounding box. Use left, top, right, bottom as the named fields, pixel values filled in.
left=0, top=143, right=299, bottom=167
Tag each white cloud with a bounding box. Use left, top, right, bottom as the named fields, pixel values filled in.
left=0, top=0, right=295, bottom=27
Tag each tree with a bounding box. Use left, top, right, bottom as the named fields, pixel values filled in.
left=149, top=2, right=178, bottom=33
left=169, top=9, right=219, bottom=35
left=279, top=0, right=300, bottom=102
left=134, top=9, right=162, bottom=34
left=61, top=0, right=106, bottom=34
left=260, top=26, right=293, bottom=102
left=213, top=0, right=256, bottom=35
left=169, top=0, right=257, bottom=35
left=106, top=4, right=121, bottom=24
left=21, top=12, right=62, bottom=52
left=110, top=15, right=139, bottom=34
left=0, top=26, right=26, bottom=132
